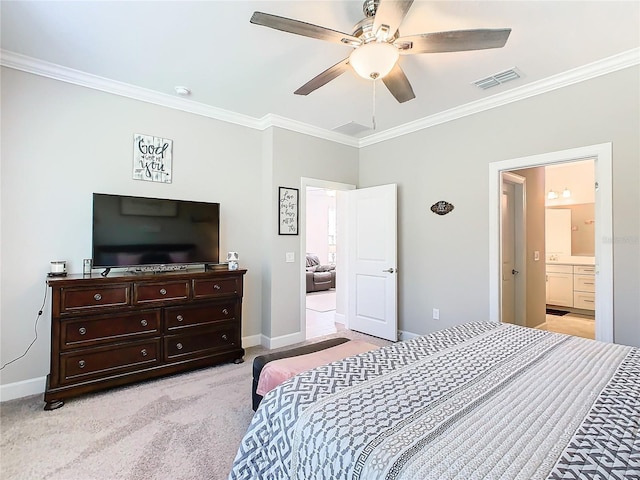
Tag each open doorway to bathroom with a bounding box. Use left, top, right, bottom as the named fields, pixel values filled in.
left=304, top=186, right=345, bottom=340
left=490, top=143, right=613, bottom=343
left=501, top=159, right=596, bottom=339
left=540, top=160, right=596, bottom=339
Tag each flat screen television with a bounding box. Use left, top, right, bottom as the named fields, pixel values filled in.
left=92, top=193, right=220, bottom=269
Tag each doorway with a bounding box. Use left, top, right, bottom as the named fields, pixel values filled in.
left=305, top=186, right=341, bottom=339
left=300, top=178, right=355, bottom=340
left=489, top=143, right=613, bottom=343
left=502, top=161, right=596, bottom=339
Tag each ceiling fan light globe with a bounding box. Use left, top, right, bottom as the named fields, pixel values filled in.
left=349, top=42, right=399, bottom=80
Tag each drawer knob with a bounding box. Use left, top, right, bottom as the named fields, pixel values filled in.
left=93, top=293, right=102, bottom=301
left=78, top=360, right=86, bottom=369
left=176, top=314, right=184, bottom=322
left=78, top=327, right=87, bottom=335
left=140, top=319, right=148, bottom=327
left=141, top=349, right=147, bottom=357
left=159, top=288, right=167, bottom=295
left=176, top=342, right=183, bottom=350
left=222, top=334, right=228, bottom=341
left=213, top=284, right=221, bottom=290
left=222, top=308, right=229, bottom=315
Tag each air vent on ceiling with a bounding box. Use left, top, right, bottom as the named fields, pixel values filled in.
left=473, top=67, right=522, bottom=90
left=332, top=121, right=372, bottom=136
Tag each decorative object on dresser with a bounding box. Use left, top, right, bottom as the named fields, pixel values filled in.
left=44, top=269, right=246, bottom=410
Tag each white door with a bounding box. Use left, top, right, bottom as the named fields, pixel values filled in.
left=347, top=184, right=398, bottom=341
left=501, top=182, right=516, bottom=324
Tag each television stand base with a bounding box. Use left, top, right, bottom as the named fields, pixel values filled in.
left=128, top=264, right=188, bottom=274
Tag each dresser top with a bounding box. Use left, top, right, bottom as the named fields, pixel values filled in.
left=47, top=267, right=247, bottom=287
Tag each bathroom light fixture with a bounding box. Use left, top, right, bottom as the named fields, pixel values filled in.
left=562, top=187, right=571, bottom=198
left=547, top=190, right=559, bottom=200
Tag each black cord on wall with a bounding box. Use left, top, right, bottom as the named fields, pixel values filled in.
left=0, top=281, right=48, bottom=371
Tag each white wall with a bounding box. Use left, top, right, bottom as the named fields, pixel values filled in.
left=359, top=66, right=640, bottom=347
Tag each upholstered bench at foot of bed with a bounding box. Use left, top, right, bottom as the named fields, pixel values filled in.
left=252, top=337, right=350, bottom=411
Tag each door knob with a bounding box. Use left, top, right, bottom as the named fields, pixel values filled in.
left=382, top=268, right=395, bottom=273
left=512, top=269, right=519, bottom=275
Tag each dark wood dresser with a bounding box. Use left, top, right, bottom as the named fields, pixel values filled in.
left=44, top=268, right=246, bottom=410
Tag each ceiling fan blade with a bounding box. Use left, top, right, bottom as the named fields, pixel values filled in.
left=395, top=28, right=511, bottom=54
left=251, top=12, right=361, bottom=46
left=382, top=63, right=415, bottom=103
left=294, top=58, right=351, bottom=96
left=372, top=0, right=414, bottom=39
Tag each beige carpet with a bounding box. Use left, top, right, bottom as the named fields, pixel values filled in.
left=0, top=329, right=390, bottom=480
left=306, top=290, right=336, bottom=312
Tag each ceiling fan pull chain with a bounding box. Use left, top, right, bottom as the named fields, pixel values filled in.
left=372, top=77, right=377, bottom=130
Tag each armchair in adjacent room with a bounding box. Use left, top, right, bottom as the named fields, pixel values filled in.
left=305, top=254, right=336, bottom=293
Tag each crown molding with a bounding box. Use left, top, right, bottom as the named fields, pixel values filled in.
left=358, top=48, right=640, bottom=147
left=260, top=114, right=360, bottom=147
left=2, top=48, right=638, bottom=149
left=0, top=50, right=265, bottom=130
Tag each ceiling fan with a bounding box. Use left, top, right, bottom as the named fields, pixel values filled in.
left=251, top=0, right=511, bottom=103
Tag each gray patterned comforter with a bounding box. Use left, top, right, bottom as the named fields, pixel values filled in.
left=229, top=322, right=640, bottom=479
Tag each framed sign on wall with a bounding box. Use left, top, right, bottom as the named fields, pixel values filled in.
left=133, top=133, right=173, bottom=183
left=278, top=187, right=299, bottom=235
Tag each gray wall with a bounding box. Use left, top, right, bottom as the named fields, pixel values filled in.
left=0, top=67, right=359, bottom=395
left=268, top=128, right=358, bottom=340
left=2, top=63, right=638, bottom=399
left=359, top=66, right=640, bottom=347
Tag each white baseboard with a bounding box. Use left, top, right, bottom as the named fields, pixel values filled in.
left=334, top=312, right=346, bottom=326
left=262, top=331, right=305, bottom=350
left=242, top=334, right=262, bottom=348
left=0, top=376, right=46, bottom=403
left=398, top=330, right=420, bottom=342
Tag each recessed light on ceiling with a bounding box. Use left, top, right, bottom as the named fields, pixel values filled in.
left=174, top=86, right=191, bottom=96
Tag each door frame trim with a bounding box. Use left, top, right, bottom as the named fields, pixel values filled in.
left=489, top=143, right=613, bottom=342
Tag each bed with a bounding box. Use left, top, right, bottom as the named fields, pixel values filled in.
left=229, top=322, right=639, bottom=479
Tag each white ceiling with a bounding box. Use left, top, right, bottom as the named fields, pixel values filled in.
left=2, top=1, right=639, bottom=141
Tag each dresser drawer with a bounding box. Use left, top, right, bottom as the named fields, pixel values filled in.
left=60, top=310, right=161, bottom=350
left=164, top=302, right=235, bottom=332
left=164, top=324, right=238, bottom=361
left=193, top=278, right=239, bottom=299
left=60, top=284, right=130, bottom=313
left=574, top=275, right=595, bottom=293
left=59, top=339, right=160, bottom=383
left=574, top=291, right=595, bottom=310
left=134, top=281, right=189, bottom=304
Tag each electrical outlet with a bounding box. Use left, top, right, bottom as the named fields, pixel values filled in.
left=432, top=308, right=440, bottom=320
left=285, top=252, right=295, bottom=263
left=534, top=250, right=540, bottom=261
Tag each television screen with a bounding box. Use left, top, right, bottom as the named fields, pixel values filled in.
left=92, top=193, right=219, bottom=268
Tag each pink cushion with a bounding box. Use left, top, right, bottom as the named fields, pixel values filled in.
left=256, top=340, right=379, bottom=396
